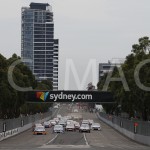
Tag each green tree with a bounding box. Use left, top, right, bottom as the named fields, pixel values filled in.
left=97, top=37, right=150, bottom=120
left=0, top=53, right=53, bottom=119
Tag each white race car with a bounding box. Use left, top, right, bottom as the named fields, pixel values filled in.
left=53, top=125, right=64, bottom=133
left=91, top=123, right=101, bottom=131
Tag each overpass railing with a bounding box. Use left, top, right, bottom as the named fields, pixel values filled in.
left=99, top=112, right=150, bottom=136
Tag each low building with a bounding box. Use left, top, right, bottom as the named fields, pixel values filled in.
left=99, top=62, right=121, bottom=81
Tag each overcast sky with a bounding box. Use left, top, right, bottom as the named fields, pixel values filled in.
left=0, top=0, right=150, bottom=90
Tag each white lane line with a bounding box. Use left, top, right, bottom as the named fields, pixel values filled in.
left=43, top=106, right=62, bottom=146
left=40, top=145, right=90, bottom=149
left=57, top=106, right=62, bottom=115
left=52, top=106, right=62, bottom=118
left=45, top=134, right=58, bottom=145
left=83, top=133, right=89, bottom=146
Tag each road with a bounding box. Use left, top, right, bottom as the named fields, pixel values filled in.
left=0, top=104, right=149, bottom=150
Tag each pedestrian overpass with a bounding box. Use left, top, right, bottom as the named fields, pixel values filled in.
left=27, top=90, right=114, bottom=103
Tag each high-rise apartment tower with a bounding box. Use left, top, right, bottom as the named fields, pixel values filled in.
left=21, top=3, right=58, bottom=90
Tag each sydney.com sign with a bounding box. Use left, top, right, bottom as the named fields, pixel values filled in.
left=27, top=91, right=114, bottom=103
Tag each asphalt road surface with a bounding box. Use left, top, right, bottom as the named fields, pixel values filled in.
left=0, top=104, right=149, bottom=150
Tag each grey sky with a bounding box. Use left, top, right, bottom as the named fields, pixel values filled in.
left=0, top=0, right=150, bottom=90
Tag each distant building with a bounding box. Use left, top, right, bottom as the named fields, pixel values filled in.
left=21, top=3, right=59, bottom=90
left=98, top=62, right=121, bottom=81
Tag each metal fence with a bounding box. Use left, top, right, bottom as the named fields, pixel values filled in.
left=99, top=112, right=150, bottom=136
left=0, top=111, right=52, bottom=133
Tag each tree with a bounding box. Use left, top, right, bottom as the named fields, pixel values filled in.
left=0, top=53, right=52, bottom=119
left=97, top=37, right=150, bottom=120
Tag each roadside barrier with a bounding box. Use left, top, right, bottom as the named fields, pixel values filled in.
left=98, top=112, right=150, bottom=146
left=0, top=111, right=52, bottom=141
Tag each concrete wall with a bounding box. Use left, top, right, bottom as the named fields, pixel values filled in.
left=0, top=115, right=52, bottom=142
left=0, top=106, right=61, bottom=142
left=97, top=113, right=150, bottom=146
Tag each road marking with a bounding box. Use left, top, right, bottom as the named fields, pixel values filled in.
left=45, top=134, right=58, bottom=145
left=52, top=106, right=62, bottom=118
left=43, top=106, right=62, bottom=146
left=83, top=133, right=89, bottom=146
left=57, top=106, right=62, bottom=115
left=39, top=145, right=90, bottom=149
